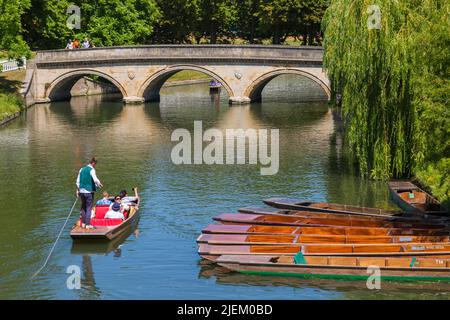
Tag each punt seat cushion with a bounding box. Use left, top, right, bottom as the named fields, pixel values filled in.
left=90, top=218, right=123, bottom=226
left=95, top=205, right=110, bottom=219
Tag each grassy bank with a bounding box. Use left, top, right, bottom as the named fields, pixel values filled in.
left=0, top=70, right=26, bottom=122
left=166, top=70, right=211, bottom=82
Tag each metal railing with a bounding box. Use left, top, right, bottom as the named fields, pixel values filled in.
left=0, top=57, right=27, bottom=73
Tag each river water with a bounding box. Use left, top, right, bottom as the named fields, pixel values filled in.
left=1, top=76, right=449, bottom=299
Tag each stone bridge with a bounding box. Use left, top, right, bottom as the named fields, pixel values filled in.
left=28, top=45, right=330, bottom=105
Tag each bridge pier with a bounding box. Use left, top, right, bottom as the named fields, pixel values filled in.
left=123, top=96, right=145, bottom=104
left=229, top=96, right=251, bottom=105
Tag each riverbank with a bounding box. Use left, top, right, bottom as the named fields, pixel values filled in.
left=0, top=70, right=26, bottom=124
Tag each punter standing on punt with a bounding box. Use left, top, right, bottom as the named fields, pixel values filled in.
left=76, top=157, right=103, bottom=229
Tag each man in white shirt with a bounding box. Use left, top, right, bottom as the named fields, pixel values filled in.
left=104, top=197, right=125, bottom=220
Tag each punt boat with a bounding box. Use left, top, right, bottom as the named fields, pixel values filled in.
left=70, top=188, right=140, bottom=240
left=238, top=208, right=450, bottom=225
left=263, top=198, right=403, bottom=218
left=198, top=242, right=450, bottom=261
left=239, top=206, right=448, bottom=223
left=202, top=224, right=450, bottom=237
left=213, top=213, right=448, bottom=230
left=197, top=233, right=450, bottom=245
left=216, top=254, right=450, bottom=281
left=388, top=181, right=448, bottom=216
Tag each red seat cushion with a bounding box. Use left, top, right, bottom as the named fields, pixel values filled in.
left=95, top=205, right=110, bottom=219
left=90, top=218, right=123, bottom=226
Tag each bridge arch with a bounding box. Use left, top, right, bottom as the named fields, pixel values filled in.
left=244, top=68, right=331, bottom=103
left=46, top=69, right=126, bottom=102
left=138, top=65, right=234, bottom=102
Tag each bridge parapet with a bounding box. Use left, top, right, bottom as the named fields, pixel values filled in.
left=35, top=45, right=324, bottom=66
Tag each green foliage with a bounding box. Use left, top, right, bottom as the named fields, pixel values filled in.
left=150, top=0, right=200, bottom=44
left=323, top=0, right=449, bottom=203
left=195, top=0, right=237, bottom=43
left=0, top=93, right=24, bottom=121
left=323, top=0, right=419, bottom=179
left=22, top=0, right=70, bottom=50
left=257, top=0, right=328, bottom=44
left=76, top=0, right=160, bottom=46
left=6, top=0, right=329, bottom=47
left=0, top=0, right=31, bottom=58
left=410, top=0, right=450, bottom=207
left=416, top=159, right=450, bottom=209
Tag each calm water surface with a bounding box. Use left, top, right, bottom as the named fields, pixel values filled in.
left=1, top=76, right=449, bottom=299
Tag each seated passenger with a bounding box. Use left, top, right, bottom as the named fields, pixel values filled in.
left=119, top=189, right=138, bottom=205
left=96, top=191, right=112, bottom=205
left=104, top=196, right=125, bottom=220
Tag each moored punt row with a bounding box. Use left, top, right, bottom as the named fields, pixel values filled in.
left=216, top=255, right=450, bottom=281
left=213, top=213, right=448, bottom=230
left=199, top=242, right=450, bottom=261
left=202, top=224, right=450, bottom=236
left=198, top=233, right=450, bottom=245
left=197, top=182, right=449, bottom=281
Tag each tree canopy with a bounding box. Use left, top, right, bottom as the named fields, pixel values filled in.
left=1, top=0, right=328, bottom=55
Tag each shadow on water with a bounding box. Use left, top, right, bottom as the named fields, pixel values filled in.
left=70, top=223, right=141, bottom=299
left=48, top=95, right=124, bottom=126
left=197, top=262, right=450, bottom=300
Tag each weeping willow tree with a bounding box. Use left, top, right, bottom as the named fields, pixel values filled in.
left=410, top=0, right=450, bottom=206
left=322, top=0, right=420, bottom=179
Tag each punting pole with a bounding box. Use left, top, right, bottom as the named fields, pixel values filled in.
left=31, top=197, right=79, bottom=279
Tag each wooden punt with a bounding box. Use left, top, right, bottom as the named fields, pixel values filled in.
left=70, top=188, right=140, bottom=240
left=213, top=213, right=448, bottom=230
left=198, top=242, right=450, bottom=261
left=202, top=224, right=450, bottom=237
left=239, top=206, right=448, bottom=224
left=263, top=198, right=404, bottom=218
left=197, top=233, right=450, bottom=245
left=216, top=254, right=450, bottom=281
left=388, top=181, right=448, bottom=216
left=238, top=207, right=450, bottom=226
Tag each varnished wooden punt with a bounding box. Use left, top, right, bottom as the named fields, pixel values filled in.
left=216, top=255, right=450, bottom=281
left=197, top=233, right=450, bottom=245
left=263, top=198, right=404, bottom=218
left=202, top=224, right=450, bottom=237
left=388, top=181, right=448, bottom=216
left=198, top=242, right=450, bottom=261
left=70, top=189, right=140, bottom=240
left=239, top=206, right=448, bottom=224
left=213, top=213, right=448, bottom=230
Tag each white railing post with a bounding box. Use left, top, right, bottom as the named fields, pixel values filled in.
left=0, top=57, right=25, bottom=73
